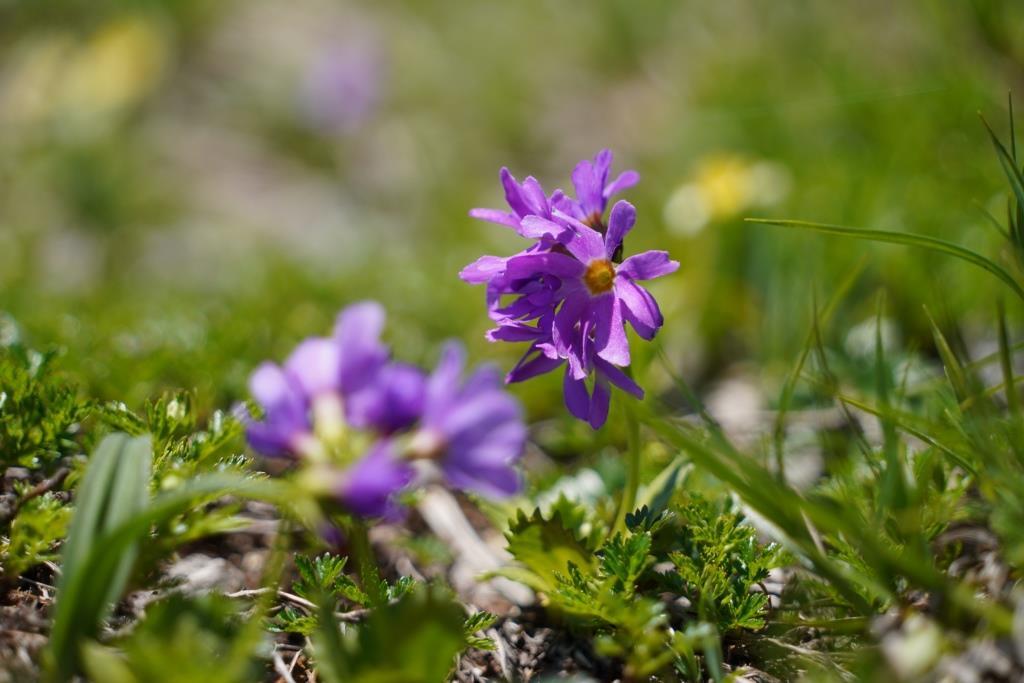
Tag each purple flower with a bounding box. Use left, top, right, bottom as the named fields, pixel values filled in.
left=503, top=201, right=678, bottom=371
left=244, top=301, right=527, bottom=520
left=460, top=151, right=677, bottom=429
left=243, top=301, right=394, bottom=457
left=553, top=149, right=640, bottom=228
left=335, top=440, right=414, bottom=520
left=413, top=343, right=526, bottom=497
left=302, top=42, right=383, bottom=135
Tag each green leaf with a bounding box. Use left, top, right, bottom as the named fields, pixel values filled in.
left=45, top=471, right=285, bottom=682
left=463, top=611, right=497, bottom=651
left=312, top=584, right=467, bottom=683
left=599, top=532, right=652, bottom=595
left=635, top=456, right=690, bottom=519
left=47, top=432, right=152, bottom=682
left=499, top=507, right=598, bottom=594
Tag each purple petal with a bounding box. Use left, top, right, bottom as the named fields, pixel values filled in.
left=338, top=441, right=414, bottom=520
left=595, top=357, right=644, bottom=399
left=504, top=252, right=585, bottom=280
left=347, top=362, right=426, bottom=434
left=614, top=278, right=663, bottom=340
left=552, top=292, right=589, bottom=360
left=285, top=337, right=342, bottom=397
left=487, top=322, right=544, bottom=343
left=507, top=348, right=564, bottom=383
left=440, top=390, right=521, bottom=443
left=500, top=167, right=531, bottom=218
left=571, top=152, right=611, bottom=217
left=604, top=201, right=636, bottom=256
left=520, top=176, right=550, bottom=217
left=603, top=170, right=640, bottom=199
left=246, top=363, right=310, bottom=458
left=469, top=208, right=520, bottom=229
left=460, top=255, right=507, bottom=284
left=519, top=216, right=568, bottom=240
left=443, top=461, right=521, bottom=498
left=593, top=294, right=630, bottom=367
left=334, top=301, right=389, bottom=393
left=424, top=341, right=465, bottom=420
left=554, top=211, right=606, bottom=263
left=589, top=377, right=611, bottom=429
left=593, top=149, right=613, bottom=178
left=460, top=364, right=503, bottom=398
left=617, top=251, right=680, bottom=281
left=250, top=362, right=299, bottom=411
left=563, top=370, right=591, bottom=422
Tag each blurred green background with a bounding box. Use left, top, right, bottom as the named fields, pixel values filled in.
left=2, top=0, right=1023, bottom=421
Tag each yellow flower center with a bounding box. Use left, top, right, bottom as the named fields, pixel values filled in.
left=583, top=259, right=615, bottom=295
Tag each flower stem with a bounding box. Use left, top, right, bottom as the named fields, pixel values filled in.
left=348, top=519, right=387, bottom=606
left=612, top=402, right=642, bottom=536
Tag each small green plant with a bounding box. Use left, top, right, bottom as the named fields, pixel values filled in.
left=81, top=594, right=263, bottom=683
left=497, top=493, right=782, bottom=679
left=0, top=337, right=92, bottom=470
left=311, top=583, right=471, bottom=683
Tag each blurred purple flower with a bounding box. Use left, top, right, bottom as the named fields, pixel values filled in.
left=414, top=343, right=526, bottom=497
left=243, top=361, right=312, bottom=458
left=302, top=43, right=383, bottom=135
left=244, top=301, right=526, bottom=519
left=335, top=440, right=414, bottom=520
left=242, top=301, right=393, bottom=457
left=347, top=362, right=426, bottom=435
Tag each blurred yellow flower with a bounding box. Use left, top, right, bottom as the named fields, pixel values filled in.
left=62, top=17, right=167, bottom=118
left=663, top=154, right=791, bottom=236
left=1, top=16, right=168, bottom=135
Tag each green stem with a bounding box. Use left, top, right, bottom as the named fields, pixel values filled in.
left=612, top=403, right=642, bottom=535
left=348, top=519, right=387, bottom=606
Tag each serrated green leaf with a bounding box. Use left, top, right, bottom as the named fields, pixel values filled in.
left=599, top=533, right=652, bottom=595
left=504, top=507, right=597, bottom=594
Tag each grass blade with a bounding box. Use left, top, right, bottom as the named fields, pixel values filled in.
left=746, top=218, right=1024, bottom=304
left=47, top=433, right=152, bottom=682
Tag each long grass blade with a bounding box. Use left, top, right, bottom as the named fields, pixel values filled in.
left=746, top=218, right=1024, bottom=304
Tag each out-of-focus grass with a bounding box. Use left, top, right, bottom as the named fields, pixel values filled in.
left=1, top=0, right=1022, bottom=421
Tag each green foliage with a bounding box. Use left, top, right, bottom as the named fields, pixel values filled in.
left=45, top=439, right=281, bottom=682
left=312, top=584, right=468, bottom=683
left=101, top=391, right=253, bottom=558
left=81, top=594, right=263, bottom=683
left=500, top=495, right=780, bottom=679
left=0, top=491, right=71, bottom=579
left=272, top=552, right=417, bottom=637
left=463, top=610, right=498, bottom=651
left=0, top=338, right=92, bottom=470
left=661, top=498, right=782, bottom=632
left=293, top=553, right=364, bottom=604
left=498, top=500, right=599, bottom=594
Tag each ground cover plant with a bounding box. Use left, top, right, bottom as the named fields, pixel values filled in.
left=5, top=2, right=1024, bottom=681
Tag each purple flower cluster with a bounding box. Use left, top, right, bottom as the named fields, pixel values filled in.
left=243, top=302, right=526, bottom=519
left=461, top=150, right=678, bottom=429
